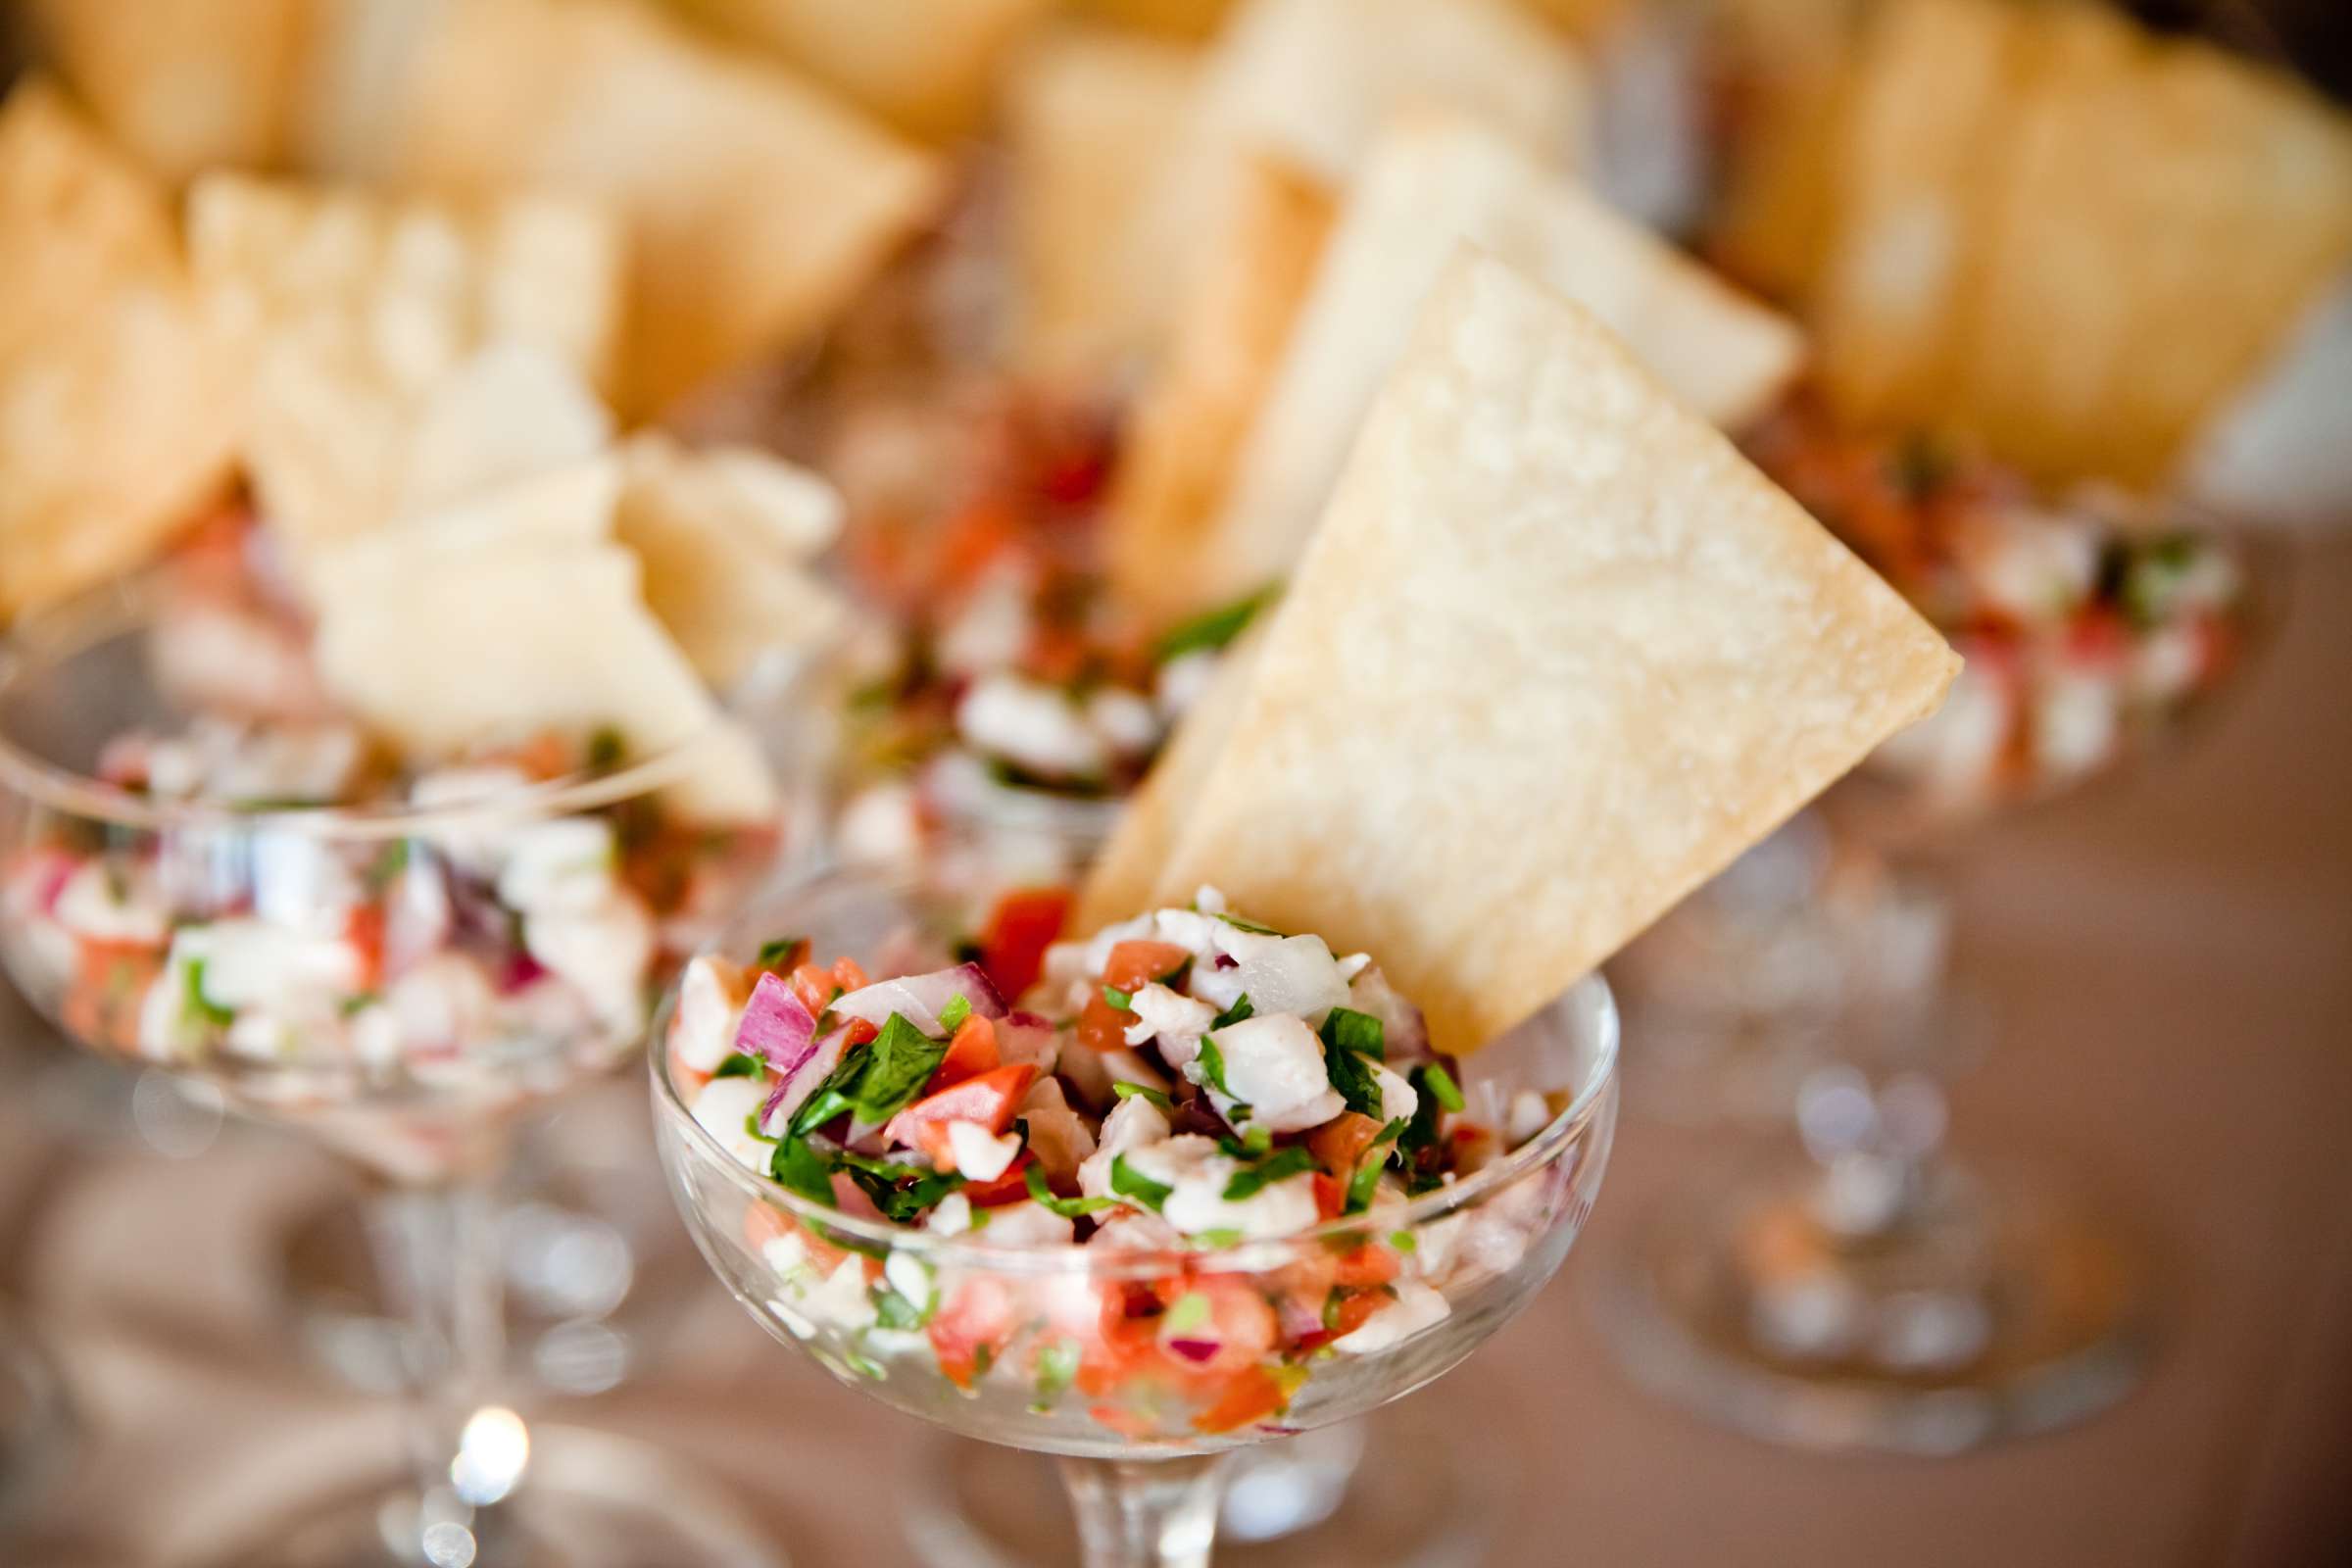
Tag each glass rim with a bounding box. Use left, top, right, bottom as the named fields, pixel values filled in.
left=648, top=874, right=1620, bottom=1278
left=0, top=568, right=805, bottom=842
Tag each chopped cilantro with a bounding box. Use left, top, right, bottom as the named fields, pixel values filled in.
left=1110, top=1154, right=1173, bottom=1212
left=768, top=1137, right=835, bottom=1206
left=1320, top=1007, right=1385, bottom=1059
left=1389, top=1230, right=1418, bottom=1254
left=1216, top=1125, right=1273, bottom=1158
left=1188, top=1228, right=1245, bottom=1250
left=1112, top=1081, right=1174, bottom=1112
left=1195, top=1035, right=1250, bottom=1118
left=586, top=726, right=627, bottom=769
left=712, top=1053, right=764, bottom=1079
left=184, top=960, right=235, bottom=1029
left=1210, top=994, right=1254, bottom=1030
left=938, top=994, right=973, bottom=1034
left=1222, top=1145, right=1317, bottom=1201
left=1025, top=1164, right=1121, bottom=1218
left=875, top=1285, right=933, bottom=1331
left=1325, top=1041, right=1385, bottom=1121
left=1421, top=1062, right=1465, bottom=1113
left=1152, top=587, right=1275, bottom=664
left=742, top=1111, right=777, bottom=1146
left=337, top=991, right=380, bottom=1018
left=1216, top=912, right=1281, bottom=936
left=848, top=1013, right=951, bottom=1126
left=786, top=1040, right=873, bottom=1136
left=1032, top=1339, right=1081, bottom=1408
left=1344, top=1119, right=1408, bottom=1214
left=1162, top=1292, right=1212, bottom=1335
left=842, top=1155, right=965, bottom=1223
left=1102, top=984, right=1133, bottom=1010
left=755, top=935, right=808, bottom=972
left=364, top=838, right=411, bottom=890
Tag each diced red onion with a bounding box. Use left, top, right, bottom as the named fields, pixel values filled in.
left=1165, top=1338, right=1222, bottom=1364
left=737, top=972, right=818, bottom=1077
left=761, top=1026, right=848, bottom=1132
left=831, top=962, right=1005, bottom=1036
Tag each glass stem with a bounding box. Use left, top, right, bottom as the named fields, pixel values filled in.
left=366, top=1146, right=530, bottom=1558
left=1058, top=1453, right=1231, bottom=1568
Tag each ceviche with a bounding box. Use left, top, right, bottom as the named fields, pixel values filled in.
left=1748, top=397, right=2257, bottom=810
left=664, top=889, right=1579, bottom=1441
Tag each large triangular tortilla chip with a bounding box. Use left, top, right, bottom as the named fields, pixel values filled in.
left=1105, top=153, right=1334, bottom=630
left=1119, top=0, right=1588, bottom=351
left=0, top=82, right=240, bottom=619
left=1809, top=0, right=2019, bottom=435
left=669, top=0, right=1055, bottom=142
left=1147, top=249, right=1958, bottom=1054
left=309, top=0, right=942, bottom=416
left=1197, top=112, right=1802, bottom=615
left=27, top=0, right=310, bottom=181
left=311, top=496, right=779, bottom=825
left=187, top=173, right=626, bottom=561
left=1004, top=24, right=1201, bottom=378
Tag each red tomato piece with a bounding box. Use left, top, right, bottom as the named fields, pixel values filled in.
left=1076, top=994, right=1133, bottom=1054
left=962, top=1150, right=1036, bottom=1206
left=1310, top=1172, right=1346, bottom=1221
left=343, top=904, right=385, bottom=991
left=1331, top=1243, right=1397, bottom=1291
left=1307, top=1112, right=1383, bottom=1178
left=788, top=962, right=834, bottom=1016
left=1101, top=940, right=1192, bottom=995
left=931, top=1014, right=1000, bottom=1090
left=831, top=956, right=869, bottom=993
left=886, top=1063, right=1039, bottom=1150
left=979, top=887, right=1071, bottom=1001
left=1192, top=1366, right=1291, bottom=1436
left=929, top=1276, right=1017, bottom=1391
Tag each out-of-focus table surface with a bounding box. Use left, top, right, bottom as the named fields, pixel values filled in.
left=5, top=544, right=2350, bottom=1568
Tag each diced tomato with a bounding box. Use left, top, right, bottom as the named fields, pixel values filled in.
left=2066, top=609, right=2132, bottom=667
left=1294, top=1288, right=1388, bottom=1354
left=1102, top=940, right=1192, bottom=995
left=931, top=1014, right=1000, bottom=1090
left=961, top=1150, right=1036, bottom=1206
left=343, top=904, right=385, bottom=991
left=886, top=1063, right=1038, bottom=1150
left=66, top=941, right=162, bottom=1052
left=831, top=956, right=869, bottom=993
left=1088, top=1403, right=1159, bottom=1440
left=933, top=499, right=1019, bottom=591
left=842, top=1017, right=879, bottom=1049
left=1076, top=993, right=1133, bottom=1054
left=1330, top=1243, right=1397, bottom=1291
left=1157, top=1278, right=1278, bottom=1379
left=789, top=962, right=834, bottom=1016
left=741, top=1203, right=851, bottom=1280
left=1311, top=1172, right=1346, bottom=1221
left=1026, top=623, right=1091, bottom=686
left=929, top=1276, right=1018, bottom=1391
left=979, top=886, right=1071, bottom=1000
left=1307, top=1112, right=1383, bottom=1178
left=1192, top=1365, right=1291, bottom=1436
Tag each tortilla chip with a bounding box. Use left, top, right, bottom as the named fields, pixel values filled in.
left=1198, top=112, right=1803, bottom=615
left=0, top=82, right=240, bottom=618
left=614, top=434, right=847, bottom=689
left=1005, top=24, right=1201, bottom=378
left=1958, top=20, right=2352, bottom=487
left=1809, top=0, right=2019, bottom=434
left=310, top=487, right=779, bottom=824
left=1119, top=0, right=1589, bottom=350
left=330, top=0, right=942, bottom=416
left=667, top=0, right=1055, bottom=142
left=1707, top=0, right=1865, bottom=299
left=1106, top=153, right=1335, bottom=629
left=1146, top=249, right=1958, bottom=1055
left=1067, top=0, right=1236, bottom=38
left=27, top=0, right=310, bottom=181
left=1510, top=0, right=1630, bottom=38
left=187, top=172, right=627, bottom=560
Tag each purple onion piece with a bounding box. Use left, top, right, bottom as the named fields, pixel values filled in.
left=1165, top=1338, right=1222, bottom=1364
left=761, top=1026, right=847, bottom=1132
left=738, top=972, right=818, bottom=1077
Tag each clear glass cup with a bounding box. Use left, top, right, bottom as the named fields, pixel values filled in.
left=1594, top=523, right=2290, bottom=1454
left=0, top=571, right=810, bottom=1566
left=652, top=858, right=1620, bottom=1567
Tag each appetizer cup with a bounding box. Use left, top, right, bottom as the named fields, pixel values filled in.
left=0, top=573, right=805, bottom=1566
left=653, top=859, right=1619, bottom=1568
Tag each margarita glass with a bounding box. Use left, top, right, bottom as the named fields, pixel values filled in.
left=653, top=858, right=1619, bottom=1567
left=0, top=570, right=812, bottom=1566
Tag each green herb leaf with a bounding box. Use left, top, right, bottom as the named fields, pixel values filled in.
left=1102, top=984, right=1133, bottom=1010
left=184, top=960, right=235, bottom=1029
left=1188, top=1228, right=1245, bottom=1250
left=1324, top=1040, right=1385, bottom=1121
left=875, top=1286, right=931, bottom=1331
left=1110, top=1154, right=1173, bottom=1213
left=712, top=1053, right=763, bottom=1079
left=1025, top=1164, right=1122, bottom=1218
left=1195, top=1035, right=1250, bottom=1119
left=1421, top=1062, right=1465, bottom=1112
left=1320, top=1006, right=1385, bottom=1058
left=768, top=1138, right=835, bottom=1206
left=1344, top=1119, right=1409, bottom=1214
left=1162, top=1292, right=1212, bottom=1335
left=1216, top=912, right=1282, bottom=936
left=755, top=935, right=808, bottom=972
left=1223, top=1145, right=1317, bottom=1200
left=1112, top=1081, right=1174, bottom=1112
left=1389, top=1230, right=1418, bottom=1254
left=787, top=1039, right=873, bottom=1136
left=1152, top=587, right=1275, bottom=664
left=1032, top=1339, right=1081, bottom=1407
left=842, top=1156, right=965, bottom=1223
left=848, top=1012, right=951, bottom=1126
left=1209, top=994, right=1254, bottom=1030
left=587, top=726, right=627, bottom=769
left=938, top=994, right=973, bottom=1034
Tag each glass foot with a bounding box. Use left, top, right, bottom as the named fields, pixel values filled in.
left=905, top=1407, right=1510, bottom=1568
left=1597, top=1150, right=2148, bottom=1454
left=170, top=1423, right=785, bottom=1568
left=275, top=1095, right=706, bottom=1396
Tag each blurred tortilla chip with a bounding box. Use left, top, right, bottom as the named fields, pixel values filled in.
left=1, top=82, right=240, bottom=619
left=1005, top=24, right=1201, bottom=377
left=1121, top=0, right=1589, bottom=349
left=187, top=172, right=627, bottom=560
left=1149, top=249, right=1958, bottom=1054
left=311, top=494, right=779, bottom=824
left=1067, top=0, right=1236, bottom=38
left=318, top=0, right=943, bottom=416
left=1106, top=153, right=1335, bottom=628
left=27, top=0, right=310, bottom=180
left=668, top=0, right=1056, bottom=142
left=1200, top=112, right=1802, bottom=614
left=615, top=434, right=847, bottom=690
left=1810, top=0, right=2019, bottom=434
left=1707, top=0, right=1865, bottom=298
